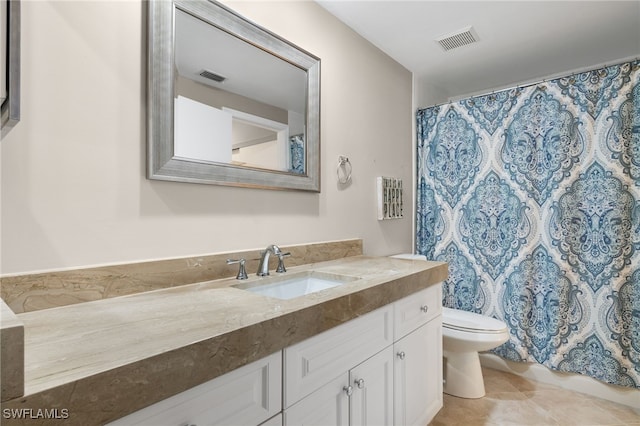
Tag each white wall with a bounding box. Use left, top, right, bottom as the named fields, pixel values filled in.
left=415, top=76, right=451, bottom=109
left=0, top=1, right=414, bottom=275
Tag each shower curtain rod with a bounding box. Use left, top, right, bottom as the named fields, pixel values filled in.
left=419, top=55, right=640, bottom=111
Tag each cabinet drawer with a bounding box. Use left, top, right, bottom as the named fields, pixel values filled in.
left=394, top=284, right=442, bottom=340
left=284, top=304, right=393, bottom=407
left=107, top=351, right=282, bottom=426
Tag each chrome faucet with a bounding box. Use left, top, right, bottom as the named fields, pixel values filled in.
left=257, top=244, right=282, bottom=276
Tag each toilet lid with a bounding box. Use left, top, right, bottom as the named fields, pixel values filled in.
left=442, top=307, right=508, bottom=334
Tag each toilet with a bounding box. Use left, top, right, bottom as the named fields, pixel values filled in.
left=391, top=253, right=510, bottom=399
left=441, top=306, right=509, bottom=398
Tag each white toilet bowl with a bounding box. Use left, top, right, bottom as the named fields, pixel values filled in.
left=442, top=307, right=509, bottom=398
left=390, top=254, right=510, bottom=399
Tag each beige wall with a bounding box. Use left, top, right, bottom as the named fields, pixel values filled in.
left=0, top=0, right=414, bottom=275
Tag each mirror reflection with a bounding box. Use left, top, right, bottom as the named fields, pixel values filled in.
left=147, top=0, right=321, bottom=191
left=174, top=8, right=307, bottom=174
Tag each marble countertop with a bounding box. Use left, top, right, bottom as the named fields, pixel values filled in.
left=1, top=300, right=24, bottom=401
left=2, top=256, right=447, bottom=425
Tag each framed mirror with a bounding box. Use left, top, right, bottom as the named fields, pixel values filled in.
left=147, top=0, right=321, bottom=192
left=1, top=0, right=20, bottom=135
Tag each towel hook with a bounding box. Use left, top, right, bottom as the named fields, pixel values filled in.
left=337, top=156, right=352, bottom=184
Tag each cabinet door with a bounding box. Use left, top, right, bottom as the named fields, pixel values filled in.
left=107, top=351, right=282, bottom=426
left=284, top=374, right=349, bottom=426
left=394, top=319, right=442, bottom=426
left=284, top=304, right=393, bottom=407
left=350, top=346, right=394, bottom=426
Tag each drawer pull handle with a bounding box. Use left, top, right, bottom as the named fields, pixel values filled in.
left=421, top=305, right=429, bottom=313
left=397, top=351, right=406, bottom=360
left=354, top=378, right=365, bottom=389
left=343, top=385, right=354, bottom=396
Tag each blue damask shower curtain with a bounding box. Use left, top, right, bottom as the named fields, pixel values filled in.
left=416, top=60, right=639, bottom=388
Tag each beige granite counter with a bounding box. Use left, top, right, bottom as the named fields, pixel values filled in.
left=1, top=239, right=363, bottom=314
left=1, top=300, right=24, bottom=401
left=1, top=256, right=447, bottom=425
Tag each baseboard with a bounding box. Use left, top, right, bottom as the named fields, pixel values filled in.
left=479, top=353, right=640, bottom=410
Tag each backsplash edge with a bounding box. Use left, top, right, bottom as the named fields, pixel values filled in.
left=0, top=239, right=363, bottom=314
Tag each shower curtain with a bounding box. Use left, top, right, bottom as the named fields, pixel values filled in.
left=416, top=59, right=639, bottom=388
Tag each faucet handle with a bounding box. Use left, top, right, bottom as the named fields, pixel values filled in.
left=276, top=252, right=291, bottom=273
left=227, top=258, right=248, bottom=280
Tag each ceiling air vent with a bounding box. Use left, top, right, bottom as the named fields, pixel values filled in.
left=199, top=70, right=226, bottom=83
left=436, top=26, right=479, bottom=51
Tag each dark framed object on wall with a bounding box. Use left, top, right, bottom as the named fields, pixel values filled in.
left=1, top=0, right=20, bottom=136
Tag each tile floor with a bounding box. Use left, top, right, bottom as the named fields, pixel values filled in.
left=430, top=367, right=640, bottom=426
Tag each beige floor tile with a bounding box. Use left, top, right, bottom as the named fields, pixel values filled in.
left=430, top=367, right=639, bottom=426
left=486, top=367, right=558, bottom=393
left=429, top=394, right=491, bottom=426
left=483, top=397, right=560, bottom=425
left=523, top=389, right=628, bottom=425
left=591, top=398, right=640, bottom=423
left=482, top=368, right=526, bottom=394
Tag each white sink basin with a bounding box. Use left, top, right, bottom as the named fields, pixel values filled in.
left=233, top=271, right=359, bottom=300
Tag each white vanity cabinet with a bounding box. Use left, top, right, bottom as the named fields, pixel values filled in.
left=107, top=283, right=442, bottom=426
left=283, top=284, right=442, bottom=426
left=106, top=351, right=282, bottom=426
left=283, top=373, right=350, bottom=425
left=259, top=414, right=283, bottom=426
left=349, top=345, right=395, bottom=425
left=284, top=345, right=394, bottom=426
left=394, top=321, right=442, bottom=425
left=282, top=304, right=394, bottom=425
left=394, top=285, right=443, bottom=426
left=283, top=304, right=394, bottom=408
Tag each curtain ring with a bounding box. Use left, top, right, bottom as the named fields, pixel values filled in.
left=337, top=156, right=352, bottom=184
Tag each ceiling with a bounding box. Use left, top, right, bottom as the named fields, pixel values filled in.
left=316, top=1, right=640, bottom=105
left=175, top=8, right=307, bottom=114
